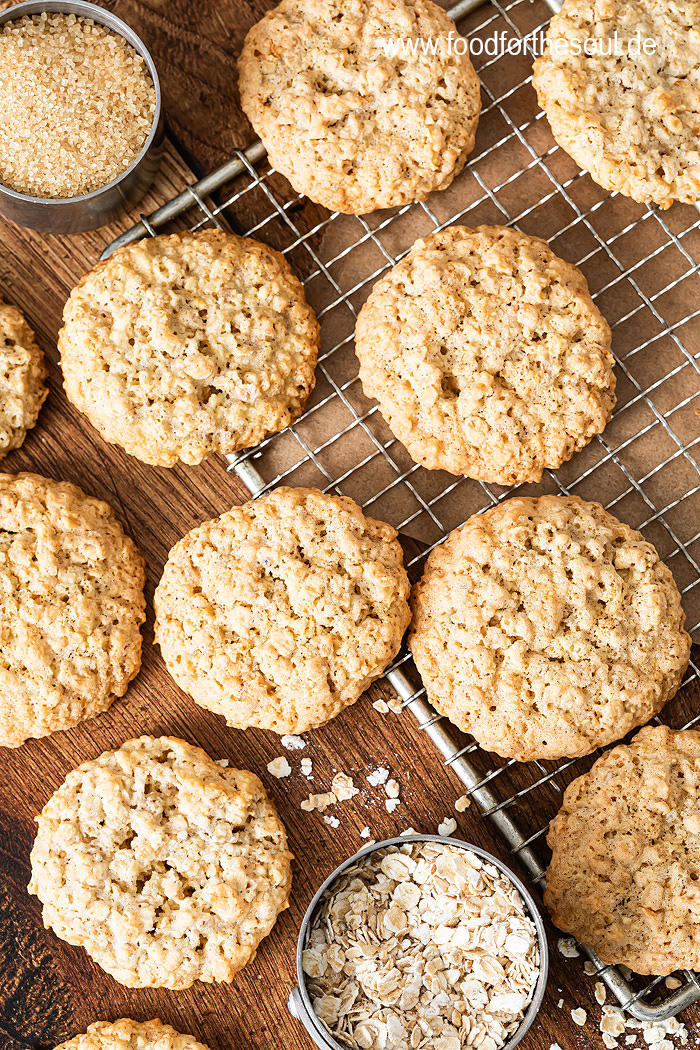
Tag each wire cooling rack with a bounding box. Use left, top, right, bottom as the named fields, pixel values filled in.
left=105, top=0, right=700, bottom=1025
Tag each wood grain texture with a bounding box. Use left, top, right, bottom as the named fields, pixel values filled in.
left=0, top=3, right=699, bottom=1050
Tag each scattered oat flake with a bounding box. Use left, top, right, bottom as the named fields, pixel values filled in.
left=301, top=791, right=335, bottom=812
left=557, top=936, right=579, bottom=957
left=571, top=1007, right=587, bottom=1026
left=387, top=694, right=403, bottom=713
left=385, top=778, right=400, bottom=799
left=584, top=960, right=597, bottom=975
left=301, top=757, right=313, bottom=778
left=550, top=1044, right=563, bottom=1050
left=372, top=698, right=390, bottom=713
left=615, top=1015, right=688, bottom=1050
left=385, top=797, right=400, bottom=813
left=324, top=815, right=340, bottom=829
left=360, top=826, right=372, bottom=839
left=665, top=976, right=682, bottom=990
left=438, top=816, right=457, bottom=837
left=367, top=766, right=389, bottom=787
left=400, top=827, right=417, bottom=836
left=595, top=981, right=607, bottom=1005
left=267, top=756, right=291, bottom=778
left=600, top=1007, right=625, bottom=1039
left=281, top=734, right=306, bottom=750
left=602, top=1035, right=618, bottom=1049
left=557, top=999, right=564, bottom=1009
left=331, top=773, right=359, bottom=801
left=455, top=794, right=471, bottom=812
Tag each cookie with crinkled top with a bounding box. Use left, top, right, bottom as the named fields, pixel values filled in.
left=546, top=725, right=700, bottom=975
left=53, top=1019, right=213, bottom=1050
left=154, top=486, right=411, bottom=734
left=409, top=495, right=690, bottom=762
left=238, top=0, right=481, bottom=214
left=59, top=229, right=319, bottom=467
left=533, top=0, right=700, bottom=208
left=29, top=736, right=293, bottom=988
left=0, top=298, right=48, bottom=459
left=355, top=225, right=615, bottom=484
left=0, top=471, right=145, bottom=748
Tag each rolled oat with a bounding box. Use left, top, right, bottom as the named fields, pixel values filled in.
left=303, top=841, right=539, bottom=1050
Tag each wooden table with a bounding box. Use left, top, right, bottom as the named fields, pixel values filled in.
left=0, top=3, right=698, bottom=1050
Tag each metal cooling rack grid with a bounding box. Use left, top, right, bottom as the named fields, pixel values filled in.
left=105, top=0, right=700, bottom=1025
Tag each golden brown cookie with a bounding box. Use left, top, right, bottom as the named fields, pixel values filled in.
left=546, top=725, right=700, bottom=975
left=238, top=0, right=481, bottom=214
left=29, top=736, right=293, bottom=988
left=154, top=486, right=411, bottom=735
left=53, top=1019, right=212, bottom=1050
left=0, top=472, right=145, bottom=748
left=0, top=298, right=48, bottom=459
left=409, top=495, right=691, bottom=762
left=59, top=230, right=319, bottom=466
left=533, top=0, right=700, bottom=209
left=356, top=225, right=615, bottom=483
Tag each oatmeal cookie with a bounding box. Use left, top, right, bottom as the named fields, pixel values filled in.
left=238, top=0, right=481, bottom=214
left=59, top=229, right=319, bottom=467
left=546, top=725, right=700, bottom=975
left=0, top=298, right=48, bottom=459
left=54, top=1019, right=212, bottom=1050
left=29, top=735, right=293, bottom=988
left=0, top=472, right=145, bottom=749
left=532, top=0, right=700, bottom=209
left=154, top=486, right=411, bottom=735
left=409, top=496, right=691, bottom=762
left=355, top=225, right=615, bottom=483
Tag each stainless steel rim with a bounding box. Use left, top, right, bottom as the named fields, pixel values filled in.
left=0, top=0, right=162, bottom=206
left=292, top=835, right=550, bottom=1050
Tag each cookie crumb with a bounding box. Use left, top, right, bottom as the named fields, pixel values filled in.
left=557, top=936, right=579, bottom=958
left=300, top=757, right=313, bottom=778
left=281, top=734, right=306, bottom=750
left=267, top=757, right=292, bottom=779
left=360, top=826, right=372, bottom=839
left=301, top=791, right=335, bottom=812
left=367, top=766, right=389, bottom=787
left=385, top=798, right=400, bottom=813
left=455, top=794, right=471, bottom=812
left=557, top=998, right=564, bottom=1009
left=324, top=815, right=340, bottom=829
left=215, top=758, right=229, bottom=767
left=384, top=778, right=400, bottom=799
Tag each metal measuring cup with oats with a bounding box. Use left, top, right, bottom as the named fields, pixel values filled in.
left=289, top=836, right=549, bottom=1050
